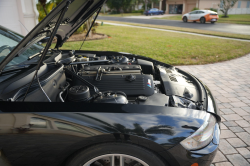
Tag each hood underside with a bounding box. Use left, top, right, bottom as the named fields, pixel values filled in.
left=0, top=0, right=105, bottom=71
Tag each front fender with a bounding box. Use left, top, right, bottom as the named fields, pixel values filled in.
left=0, top=102, right=208, bottom=166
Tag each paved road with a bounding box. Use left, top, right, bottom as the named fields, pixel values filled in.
left=100, top=21, right=250, bottom=42
left=97, top=16, right=250, bottom=35
left=177, top=54, right=250, bottom=166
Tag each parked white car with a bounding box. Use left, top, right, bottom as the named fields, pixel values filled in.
left=182, top=10, right=219, bottom=24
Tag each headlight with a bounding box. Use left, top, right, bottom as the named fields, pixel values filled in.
left=180, top=114, right=216, bottom=150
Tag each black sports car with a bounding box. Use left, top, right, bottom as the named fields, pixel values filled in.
left=0, top=0, right=220, bottom=166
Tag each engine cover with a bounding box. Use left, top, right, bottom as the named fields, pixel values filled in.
left=77, top=74, right=154, bottom=96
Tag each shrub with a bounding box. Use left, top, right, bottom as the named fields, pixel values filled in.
left=131, top=9, right=144, bottom=14
left=110, top=10, right=120, bottom=14
left=191, top=7, right=199, bottom=11
left=209, top=8, right=218, bottom=12
left=74, top=22, right=99, bottom=35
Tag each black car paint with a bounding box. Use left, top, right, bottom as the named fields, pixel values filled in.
left=0, top=50, right=220, bottom=166
left=0, top=103, right=212, bottom=166
left=0, top=0, right=220, bottom=164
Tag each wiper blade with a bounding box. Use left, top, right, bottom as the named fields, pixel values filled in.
left=2, top=64, right=30, bottom=73
left=28, top=48, right=54, bottom=60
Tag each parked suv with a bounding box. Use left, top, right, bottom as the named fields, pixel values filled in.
left=144, top=8, right=164, bottom=16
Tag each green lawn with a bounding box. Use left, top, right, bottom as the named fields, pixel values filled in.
left=55, top=25, right=250, bottom=65
left=218, top=14, right=250, bottom=25
left=154, top=15, right=183, bottom=20
left=154, top=14, right=250, bottom=25
left=99, top=13, right=143, bottom=17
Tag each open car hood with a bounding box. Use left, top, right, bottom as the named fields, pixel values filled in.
left=0, top=0, right=105, bottom=72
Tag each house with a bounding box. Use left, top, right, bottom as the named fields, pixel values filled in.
left=152, top=0, right=250, bottom=14
left=0, top=0, right=39, bottom=36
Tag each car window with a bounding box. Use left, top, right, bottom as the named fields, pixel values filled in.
left=189, top=11, right=197, bottom=14
left=0, top=26, right=44, bottom=68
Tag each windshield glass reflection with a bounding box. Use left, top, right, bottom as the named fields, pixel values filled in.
left=0, top=26, right=44, bottom=68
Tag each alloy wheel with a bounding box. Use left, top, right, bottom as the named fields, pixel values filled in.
left=83, top=154, right=149, bottom=166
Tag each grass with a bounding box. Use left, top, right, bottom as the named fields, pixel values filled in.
left=154, top=15, right=183, bottom=20
left=218, top=14, right=250, bottom=25
left=97, top=20, right=250, bottom=40
left=99, top=13, right=142, bottom=17
left=154, top=14, right=250, bottom=25
left=54, top=25, right=250, bottom=65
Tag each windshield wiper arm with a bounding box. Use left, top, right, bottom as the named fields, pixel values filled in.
left=28, top=52, right=42, bottom=60
left=28, top=48, right=52, bottom=60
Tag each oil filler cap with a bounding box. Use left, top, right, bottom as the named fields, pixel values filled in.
left=125, top=74, right=136, bottom=82
left=137, top=96, right=148, bottom=101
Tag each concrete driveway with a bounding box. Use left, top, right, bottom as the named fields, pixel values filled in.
left=177, top=54, right=250, bottom=166
left=97, top=16, right=250, bottom=35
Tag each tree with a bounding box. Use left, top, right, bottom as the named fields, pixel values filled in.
left=218, top=0, right=238, bottom=17
left=122, top=0, right=133, bottom=13
left=50, top=0, right=63, bottom=6
left=39, top=0, right=48, bottom=15
left=37, top=1, right=55, bottom=21
left=106, top=0, right=133, bottom=13
left=37, top=0, right=98, bottom=37
left=106, top=0, right=123, bottom=13
left=143, top=0, right=159, bottom=11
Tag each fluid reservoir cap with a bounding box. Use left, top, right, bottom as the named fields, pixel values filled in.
left=125, top=74, right=136, bottom=82
left=68, top=85, right=90, bottom=102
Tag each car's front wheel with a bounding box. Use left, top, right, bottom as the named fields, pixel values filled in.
left=65, top=143, right=167, bottom=166
left=183, top=16, right=187, bottom=22
left=211, top=21, right=215, bottom=24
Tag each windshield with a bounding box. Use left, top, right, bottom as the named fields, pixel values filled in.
left=0, top=26, right=44, bottom=68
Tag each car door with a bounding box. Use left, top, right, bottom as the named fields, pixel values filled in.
left=197, top=11, right=205, bottom=20
left=188, top=11, right=195, bottom=20
left=156, top=9, right=160, bottom=14
left=152, top=8, right=156, bottom=14
left=189, top=11, right=199, bottom=20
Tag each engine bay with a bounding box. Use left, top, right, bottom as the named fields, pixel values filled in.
left=0, top=50, right=204, bottom=110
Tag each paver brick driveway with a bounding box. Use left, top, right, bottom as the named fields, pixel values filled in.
left=177, top=54, right=250, bottom=166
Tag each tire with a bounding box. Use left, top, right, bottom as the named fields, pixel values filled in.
left=200, top=17, right=206, bottom=24
left=211, top=21, right=215, bottom=24
left=65, top=143, right=167, bottom=166
left=193, top=21, right=196, bottom=23
left=183, top=16, right=187, bottom=22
